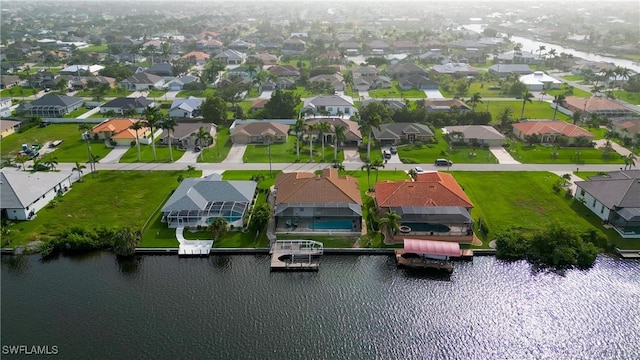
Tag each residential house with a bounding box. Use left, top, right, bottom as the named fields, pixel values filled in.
left=302, top=95, right=357, bottom=118
left=0, top=118, right=20, bottom=138
left=146, top=63, right=174, bottom=78
left=304, top=117, right=362, bottom=146
left=574, top=170, right=640, bottom=238
left=181, top=51, right=210, bottom=66
left=165, top=75, right=199, bottom=91
left=361, top=99, right=405, bottom=111
left=267, top=65, right=300, bottom=78
left=562, top=96, right=636, bottom=118
left=318, top=50, right=344, bottom=64
left=338, top=42, right=361, bottom=55
left=69, top=76, right=116, bottom=90
left=169, top=97, right=204, bottom=119
left=518, top=71, right=562, bottom=91
left=249, top=53, right=279, bottom=66
left=372, top=123, right=434, bottom=145
left=249, top=98, right=269, bottom=112
left=352, top=77, right=373, bottom=92
left=512, top=120, right=594, bottom=144
left=161, top=173, right=257, bottom=229
left=16, top=94, right=83, bottom=117
left=59, top=65, right=104, bottom=75
left=119, top=72, right=164, bottom=91
left=282, top=38, right=306, bottom=54
left=611, top=117, right=640, bottom=137
left=260, top=78, right=296, bottom=91
left=431, top=63, right=480, bottom=77
left=444, top=125, right=505, bottom=147
left=90, top=118, right=151, bottom=145
left=0, top=98, right=13, bottom=118
left=0, top=170, right=73, bottom=221
left=352, top=67, right=380, bottom=80
left=368, top=40, right=390, bottom=55
left=488, top=64, right=533, bottom=78
left=227, top=40, right=253, bottom=52
left=308, top=73, right=345, bottom=92
left=424, top=99, right=472, bottom=113
left=571, top=61, right=617, bottom=76
left=496, top=50, right=542, bottom=65
left=0, top=75, right=21, bottom=89
left=398, top=74, right=439, bottom=90
left=387, top=63, right=428, bottom=79
left=100, top=97, right=155, bottom=115
left=226, top=66, right=257, bottom=80
left=274, top=168, right=363, bottom=234
left=159, top=121, right=215, bottom=148
left=230, top=121, right=289, bottom=144
left=393, top=40, right=421, bottom=53
left=213, top=49, right=245, bottom=65
left=370, top=76, right=393, bottom=90
left=375, top=171, right=475, bottom=242
left=195, top=39, right=223, bottom=53
left=113, top=52, right=146, bottom=64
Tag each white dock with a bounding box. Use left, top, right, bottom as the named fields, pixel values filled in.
left=176, top=227, right=213, bottom=257
left=270, top=240, right=323, bottom=271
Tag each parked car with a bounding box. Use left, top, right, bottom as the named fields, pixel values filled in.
left=389, top=146, right=397, bottom=154
left=194, top=146, right=202, bottom=152
left=413, top=166, right=424, bottom=173
left=382, top=150, right=391, bottom=159
left=435, top=159, right=453, bottom=166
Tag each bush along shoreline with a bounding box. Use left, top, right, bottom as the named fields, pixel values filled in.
left=37, top=226, right=141, bottom=258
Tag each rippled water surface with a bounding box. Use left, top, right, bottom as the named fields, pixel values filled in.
left=2, top=254, right=639, bottom=360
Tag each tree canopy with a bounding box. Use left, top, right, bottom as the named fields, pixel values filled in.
left=201, top=95, right=227, bottom=125
left=263, top=90, right=300, bottom=118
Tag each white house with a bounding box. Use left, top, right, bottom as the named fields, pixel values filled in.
left=519, top=71, right=563, bottom=91
left=1, top=170, right=73, bottom=221
left=0, top=98, right=12, bottom=118
left=301, top=95, right=357, bottom=118
left=169, top=97, right=204, bottom=119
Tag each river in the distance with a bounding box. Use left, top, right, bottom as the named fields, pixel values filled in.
left=2, top=254, right=639, bottom=360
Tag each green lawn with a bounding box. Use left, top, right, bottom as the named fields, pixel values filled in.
left=546, top=85, right=591, bottom=98
left=198, top=127, right=232, bottom=163
left=452, top=171, right=612, bottom=246
left=358, top=144, right=383, bottom=162
left=7, top=170, right=197, bottom=247
left=64, top=106, right=91, bottom=118
left=119, top=143, right=186, bottom=163
left=74, top=87, right=132, bottom=98
left=243, top=135, right=345, bottom=163
left=560, top=74, right=584, bottom=82
left=612, top=91, right=640, bottom=105
left=79, top=44, right=108, bottom=52
left=466, top=81, right=507, bottom=98
left=277, top=234, right=358, bottom=248
left=0, top=86, right=38, bottom=98
left=0, top=124, right=112, bottom=163
left=283, top=86, right=316, bottom=98
left=176, top=88, right=216, bottom=98
left=506, top=142, right=625, bottom=164
left=368, top=81, right=426, bottom=99
left=396, top=130, right=497, bottom=164
left=484, top=100, right=570, bottom=122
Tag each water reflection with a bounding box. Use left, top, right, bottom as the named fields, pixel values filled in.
left=0, top=255, right=29, bottom=274
left=115, top=255, right=143, bottom=275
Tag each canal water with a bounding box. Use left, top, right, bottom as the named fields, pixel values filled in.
left=2, top=254, right=639, bottom=360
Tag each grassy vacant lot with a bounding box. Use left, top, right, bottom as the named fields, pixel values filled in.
left=612, top=91, right=640, bottom=105
left=546, top=85, right=591, bottom=98
left=176, top=88, right=216, bottom=98
left=74, top=87, right=131, bottom=98
left=119, top=143, right=186, bottom=163
left=485, top=100, right=570, bottom=122
left=198, top=127, right=232, bottom=163
left=0, top=124, right=112, bottom=163
left=396, top=130, right=497, bottom=164
left=560, top=74, right=584, bottom=82
left=7, top=170, right=195, bottom=247
left=506, top=141, right=625, bottom=164
left=243, top=135, right=345, bottom=163
left=141, top=170, right=277, bottom=248
left=466, top=82, right=507, bottom=98
left=368, top=81, right=426, bottom=99
left=79, top=44, right=108, bottom=52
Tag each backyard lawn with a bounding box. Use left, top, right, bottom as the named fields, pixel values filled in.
left=243, top=135, right=345, bottom=163
left=197, top=127, right=232, bottom=163
left=64, top=106, right=91, bottom=118
left=0, top=123, right=112, bottom=163
left=396, top=130, right=497, bottom=164
left=368, top=81, right=426, bottom=99
left=506, top=141, right=625, bottom=164
left=119, top=143, right=187, bottom=163
left=546, top=85, right=591, bottom=98
left=79, top=44, right=108, bottom=52
left=484, top=100, right=571, bottom=121
left=7, top=170, right=197, bottom=247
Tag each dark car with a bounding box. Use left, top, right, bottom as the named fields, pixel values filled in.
left=435, top=159, right=453, bottom=166
left=194, top=146, right=202, bottom=152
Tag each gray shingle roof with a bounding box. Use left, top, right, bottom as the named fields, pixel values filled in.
left=576, top=171, right=640, bottom=209
left=162, top=176, right=257, bottom=213
left=372, top=123, right=434, bottom=140
left=445, top=125, right=505, bottom=140
left=30, top=94, right=83, bottom=107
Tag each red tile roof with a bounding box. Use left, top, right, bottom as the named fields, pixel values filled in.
left=275, top=168, right=362, bottom=205
left=92, top=118, right=149, bottom=140
left=375, top=172, right=473, bottom=208
left=564, top=96, right=629, bottom=112
left=181, top=51, right=210, bottom=61
left=512, top=120, right=594, bottom=138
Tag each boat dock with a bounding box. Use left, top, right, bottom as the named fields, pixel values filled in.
left=176, top=227, right=213, bottom=257
left=395, top=249, right=454, bottom=273
left=270, top=240, right=323, bottom=271
left=617, top=249, right=640, bottom=259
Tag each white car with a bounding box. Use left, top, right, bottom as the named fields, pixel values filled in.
left=413, top=167, right=424, bottom=173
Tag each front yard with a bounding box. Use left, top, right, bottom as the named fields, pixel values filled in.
left=197, top=127, right=232, bottom=163
left=242, top=135, right=345, bottom=163
left=506, top=141, right=625, bottom=164
left=119, top=142, right=186, bottom=163
left=484, top=100, right=571, bottom=122
left=368, top=81, right=426, bottom=99
left=396, top=129, right=498, bottom=164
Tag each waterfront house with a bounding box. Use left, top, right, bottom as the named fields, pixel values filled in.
left=372, top=123, right=434, bottom=145
left=0, top=170, right=73, bottom=221
left=159, top=122, right=215, bottom=149
left=562, top=96, right=636, bottom=118
left=161, top=173, right=257, bottom=229
left=511, top=120, right=594, bottom=145
left=374, top=171, right=475, bottom=243
left=518, top=71, right=562, bottom=91
left=230, top=121, right=289, bottom=144
left=574, top=170, right=640, bottom=238
left=90, top=118, right=151, bottom=145
left=274, top=168, right=363, bottom=234
left=487, top=64, right=533, bottom=78
left=16, top=94, right=84, bottom=117
left=443, top=125, right=505, bottom=147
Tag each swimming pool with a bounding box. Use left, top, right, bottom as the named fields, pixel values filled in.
left=205, top=216, right=238, bottom=224
left=312, top=220, right=353, bottom=230
left=405, top=223, right=451, bottom=232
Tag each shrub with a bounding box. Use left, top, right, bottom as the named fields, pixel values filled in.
left=495, top=230, right=530, bottom=260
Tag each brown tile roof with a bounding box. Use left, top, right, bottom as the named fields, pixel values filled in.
left=250, top=98, right=269, bottom=110
left=375, top=171, right=473, bottom=208
left=232, top=121, right=289, bottom=137
left=275, top=168, right=362, bottom=205
left=181, top=51, right=210, bottom=61
left=305, top=118, right=362, bottom=140
left=424, top=98, right=470, bottom=110
left=91, top=118, right=149, bottom=140
left=512, top=120, right=594, bottom=138
left=563, top=96, right=629, bottom=112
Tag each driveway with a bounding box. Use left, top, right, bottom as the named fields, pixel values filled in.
left=175, top=148, right=201, bottom=163
left=76, top=107, right=102, bottom=119
left=342, top=148, right=363, bottom=164
left=258, top=90, right=273, bottom=99
left=381, top=146, right=402, bottom=164
left=424, top=89, right=445, bottom=99
left=489, top=146, right=521, bottom=164
left=99, top=145, right=131, bottom=163
left=222, top=143, right=247, bottom=163
left=594, top=139, right=633, bottom=157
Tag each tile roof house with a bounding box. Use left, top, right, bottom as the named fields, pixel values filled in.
left=274, top=168, right=363, bottom=234
left=424, top=99, right=471, bottom=113
left=100, top=97, right=155, bottom=115
left=161, top=173, right=257, bottom=229
left=302, top=95, right=357, bottom=118
left=375, top=171, right=475, bottom=243
left=304, top=117, right=363, bottom=145
left=352, top=67, right=380, bottom=79
left=368, top=40, right=390, bottom=55
left=119, top=72, right=165, bottom=91
left=512, top=120, right=594, bottom=144
left=1, top=75, right=21, bottom=89
left=169, top=97, right=204, bottom=119
left=249, top=53, right=279, bottom=65
left=611, top=117, right=640, bottom=137
left=181, top=51, right=211, bottom=65
left=372, top=123, right=434, bottom=145
left=90, top=118, right=151, bottom=146
left=444, top=125, right=505, bottom=147
left=1, top=170, right=73, bottom=221
left=230, top=121, right=289, bottom=144
left=575, top=170, right=640, bottom=238
left=518, top=71, right=562, bottom=91
left=267, top=65, right=300, bottom=78
left=318, top=50, right=344, bottom=64
left=16, top=94, right=83, bottom=117
left=213, top=49, right=246, bottom=65
left=282, top=38, right=306, bottom=54
left=308, top=73, right=345, bottom=92
left=146, top=63, right=174, bottom=78
left=563, top=96, right=636, bottom=118
left=159, top=122, right=216, bottom=149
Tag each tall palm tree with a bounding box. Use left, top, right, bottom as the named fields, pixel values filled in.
left=161, top=117, right=177, bottom=162
left=43, top=156, right=58, bottom=171
left=623, top=153, right=637, bottom=170
left=378, top=210, right=401, bottom=237
left=318, top=121, right=331, bottom=161
left=333, top=124, right=346, bottom=162
left=293, top=117, right=305, bottom=162
left=208, top=217, right=229, bottom=241
left=552, top=94, right=566, bottom=120
left=537, top=45, right=546, bottom=61
left=371, top=159, right=385, bottom=186
left=520, top=91, right=534, bottom=119
left=466, top=92, right=483, bottom=112
left=615, top=66, right=631, bottom=95
left=142, top=106, right=160, bottom=161
left=361, top=161, right=375, bottom=192
left=72, top=161, right=86, bottom=181
left=307, top=123, right=318, bottom=162
left=356, top=112, right=382, bottom=161
left=129, top=121, right=145, bottom=162
left=195, top=126, right=212, bottom=161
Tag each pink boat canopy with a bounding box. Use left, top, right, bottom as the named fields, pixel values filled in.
left=403, top=238, right=461, bottom=257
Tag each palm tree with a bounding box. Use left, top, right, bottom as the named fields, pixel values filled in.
left=371, top=159, right=385, bottom=186
left=361, top=161, right=375, bottom=192
left=379, top=210, right=401, bottom=238
left=72, top=161, right=86, bottom=181
left=623, top=153, right=637, bottom=170
left=142, top=106, right=160, bottom=161
left=307, top=123, right=318, bottom=162
left=552, top=94, right=566, bottom=120
left=408, top=168, right=418, bottom=180
left=161, top=117, right=177, bottom=162
left=615, top=66, right=631, bottom=95
left=519, top=91, right=534, bottom=119
left=537, top=45, right=546, bottom=62
left=112, top=227, right=141, bottom=257
left=333, top=124, right=346, bottom=162
left=208, top=217, right=229, bottom=241
left=16, top=156, right=28, bottom=171
left=318, top=121, right=331, bottom=161
left=356, top=112, right=382, bottom=161
left=498, top=107, right=514, bottom=131
left=196, top=126, right=212, bottom=161
left=129, top=121, right=145, bottom=162
left=43, top=156, right=58, bottom=171
left=293, top=117, right=305, bottom=162
left=466, top=92, right=483, bottom=112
